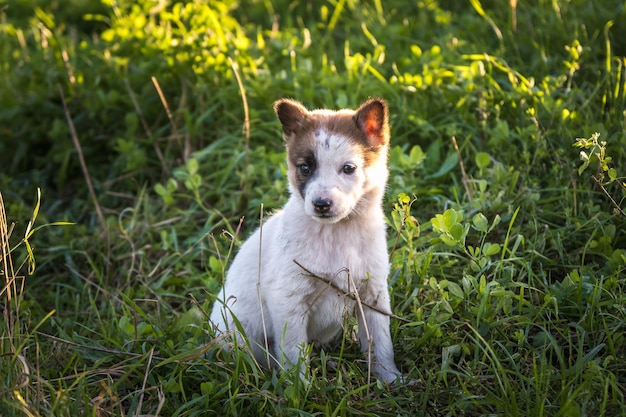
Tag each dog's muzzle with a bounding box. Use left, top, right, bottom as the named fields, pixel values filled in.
left=313, top=198, right=332, bottom=214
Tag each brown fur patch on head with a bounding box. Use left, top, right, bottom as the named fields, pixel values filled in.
left=274, top=99, right=308, bottom=140
left=273, top=98, right=390, bottom=168
left=273, top=99, right=318, bottom=197
left=354, top=98, right=390, bottom=148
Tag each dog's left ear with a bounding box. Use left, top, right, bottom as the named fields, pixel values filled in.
left=355, top=98, right=389, bottom=147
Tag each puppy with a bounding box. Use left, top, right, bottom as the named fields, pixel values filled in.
left=210, top=98, right=401, bottom=383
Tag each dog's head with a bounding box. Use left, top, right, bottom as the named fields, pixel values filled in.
left=274, top=98, right=390, bottom=224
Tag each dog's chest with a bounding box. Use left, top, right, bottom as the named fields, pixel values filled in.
left=277, top=214, right=388, bottom=293
left=288, top=223, right=387, bottom=342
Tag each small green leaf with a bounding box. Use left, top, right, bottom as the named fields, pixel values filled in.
left=443, top=208, right=462, bottom=227
left=475, top=152, right=491, bottom=171
left=409, top=145, right=425, bottom=165
left=154, top=183, right=167, bottom=196
left=441, top=344, right=461, bottom=371
left=470, top=260, right=481, bottom=272
left=410, top=44, right=422, bottom=57
left=429, top=277, right=439, bottom=290
left=488, top=214, right=502, bottom=233
left=118, top=316, right=134, bottom=337
left=201, top=382, right=213, bottom=395
left=578, top=158, right=589, bottom=175
left=209, top=256, right=222, bottom=273
left=450, top=223, right=465, bottom=241
left=440, top=235, right=458, bottom=247
left=186, top=158, right=199, bottom=175
left=431, top=214, right=448, bottom=233
left=429, top=153, right=458, bottom=178
left=447, top=281, right=464, bottom=299
left=473, top=213, right=488, bottom=232
left=482, top=243, right=501, bottom=256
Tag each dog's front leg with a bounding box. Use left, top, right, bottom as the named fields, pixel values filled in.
left=357, top=296, right=401, bottom=383
left=272, top=309, right=309, bottom=378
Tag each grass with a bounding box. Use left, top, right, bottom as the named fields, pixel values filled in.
left=1, top=0, right=626, bottom=415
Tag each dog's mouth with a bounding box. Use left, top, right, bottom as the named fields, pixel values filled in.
left=311, top=212, right=344, bottom=224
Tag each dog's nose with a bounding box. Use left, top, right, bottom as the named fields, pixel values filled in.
left=313, top=198, right=332, bottom=213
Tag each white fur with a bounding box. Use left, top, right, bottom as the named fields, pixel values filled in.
left=210, top=103, right=401, bottom=383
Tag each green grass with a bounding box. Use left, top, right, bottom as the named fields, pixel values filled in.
left=1, top=0, right=626, bottom=415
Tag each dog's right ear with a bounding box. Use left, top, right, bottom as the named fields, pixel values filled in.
left=274, top=99, right=309, bottom=140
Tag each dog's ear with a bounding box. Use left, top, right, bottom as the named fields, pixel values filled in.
left=274, top=99, right=308, bottom=140
left=354, top=98, right=389, bottom=147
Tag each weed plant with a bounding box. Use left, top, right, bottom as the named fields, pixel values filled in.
left=1, top=0, right=625, bottom=416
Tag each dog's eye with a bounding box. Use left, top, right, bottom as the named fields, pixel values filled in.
left=342, top=164, right=356, bottom=174
left=299, top=164, right=311, bottom=176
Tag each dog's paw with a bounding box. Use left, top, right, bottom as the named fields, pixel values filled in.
left=371, top=363, right=402, bottom=384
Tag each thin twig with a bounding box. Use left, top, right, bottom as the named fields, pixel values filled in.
left=152, top=76, right=174, bottom=126
left=189, top=293, right=211, bottom=321
left=389, top=213, right=405, bottom=261
left=123, top=78, right=169, bottom=175
left=592, top=175, right=626, bottom=218
left=256, top=204, right=271, bottom=368
left=135, top=347, right=154, bottom=417
left=58, top=85, right=107, bottom=234
left=0, top=191, right=17, bottom=346
left=61, top=48, right=76, bottom=84
left=152, top=76, right=186, bottom=161
left=36, top=331, right=165, bottom=360
left=64, top=263, right=121, bottom=304
left=292, top=260, right=409, bottom=323
left=228, top=56, right=250, bottom=147
left=228, top=56, right=250, bottom=187
left=346, top=269, right=372, bottom=384
left=179, top=82, right=191, bottom=162
left=35, top=330, right=222, bottom=365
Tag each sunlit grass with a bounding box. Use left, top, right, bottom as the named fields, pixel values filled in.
left=1, top=0, right=625, bottom=415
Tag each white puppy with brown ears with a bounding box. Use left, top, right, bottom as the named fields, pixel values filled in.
left=210, top=98, right=401, bottom=383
